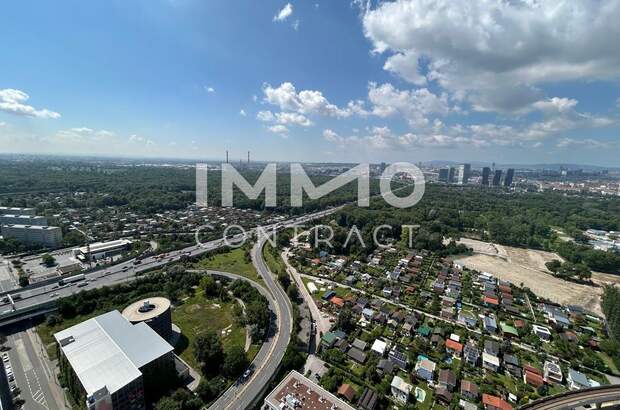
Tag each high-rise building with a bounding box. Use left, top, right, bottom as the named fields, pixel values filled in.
left=438, top=168, right=449, bottom=182
left=0, top=207, right=36, bottom=216
left=448, top=167, right=457, bottom=183
left=482, top=167, right=491, bottom=186
left=492, top=170, right=503, bottom=186
left=0, top=214, right=47, bottom=226
left=1, top=224, right=62, bottom=247
left=504, top=168, right=515, bottom=187
left=457, top=164, right=471, bottom=185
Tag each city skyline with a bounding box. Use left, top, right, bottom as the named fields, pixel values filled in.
left=1, top=0, right=620, bottom=166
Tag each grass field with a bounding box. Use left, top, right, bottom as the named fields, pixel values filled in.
left=194, top=246, right=262, bottom=284
left=173, top=290, right=246, bottom=370
left=262, top=243, right=287, bottom=277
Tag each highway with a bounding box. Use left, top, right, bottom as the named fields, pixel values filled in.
left=519, top=385, right=620, bottom=409
left=0, top=207, right=342, bottom=321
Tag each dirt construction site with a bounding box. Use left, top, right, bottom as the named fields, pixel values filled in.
left=450, top=238, right=620, bottom=316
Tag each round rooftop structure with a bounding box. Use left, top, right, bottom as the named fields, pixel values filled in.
left=122, top=297, right=172, bottom=342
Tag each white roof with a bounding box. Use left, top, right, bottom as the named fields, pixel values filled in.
left=371, top=339, right=387, bottom=354
left=54, top=310, right=173, bottom=396
left=482, top=352, right=500, bottom=366
left=79, top=239, right=132, bottom=254
left=391, top=376, right=412, bottom=393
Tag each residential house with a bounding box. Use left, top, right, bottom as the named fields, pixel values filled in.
left=460, top=380, right=479, bottom=401
left=484, top=340, right=500, bottom=356
left=371, top=339, right=387, bottom=356
left=438, top=369, right=457, bottom=391
left=532, top=324, right=552, bottom=342
left=352, top=338, right=367, bottom=351
left=567, top=369, right=590, bottom=391
left=463, top=341, right=480, bottom=366
left=362, top=308, right=375, bottom=322
left=483, top=315, right=498, bottom=333
left=390, top=376, right=412, bottom=404
left=482, top=394, right=512, bottom=410
left=446, top=338, right=463, bottom=358
left=377, top=359, right=394, bottom=376
left=435, top=387, right=452, bottom=405
left=524, top=369, right=545, bottom=388
left=337, top=384, right=356, bottom=402
left=357, top=388, right=378, bottom=410
left=543, top=361, right=563, bottom=384
left=348, top=347, right=367, bottom=364
left=458, top=311, right=478, bottom=329
left=482, top=352, right=500, bottom=372
left=414, top=356, right=436, bottom=381
left=389, top=346, right=409, bottom=369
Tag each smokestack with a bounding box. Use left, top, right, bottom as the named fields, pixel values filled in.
left=226, top=150, right=229, bottom=163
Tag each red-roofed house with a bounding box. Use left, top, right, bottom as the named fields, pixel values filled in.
left=524, top=370, right=545, bottom=388
left=445, top=339, right=463, bottom=358
left=331, top=297, right=345, bottom=308
left=482, top=393, right=512, bottom=410
left=483, top=296, right=499, bottom=307
left=337, top=384, right=356, bottom=402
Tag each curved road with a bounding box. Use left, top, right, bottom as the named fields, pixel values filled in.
left=207, top=237, right=293, bottom=410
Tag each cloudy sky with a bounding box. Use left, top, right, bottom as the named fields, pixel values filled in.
left=1, top=0, right=619, bottom=166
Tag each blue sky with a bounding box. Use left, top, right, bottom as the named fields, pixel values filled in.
left=1, top=0, right=619, bottom=166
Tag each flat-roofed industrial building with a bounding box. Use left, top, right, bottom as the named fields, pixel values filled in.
left=54, top=310, right=175, bottom=409
left=73, top=239, right=132, bottom=261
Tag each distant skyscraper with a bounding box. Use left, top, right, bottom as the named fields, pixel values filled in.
left=492, top=170, right=503, bottom=186
left=504, top=168, right=515, bottom=187
left=448, top=167, right=456, bottom=183
left=438, top=168, right=449, bottom=182
left=482, top=167, right=491, bottom=186
left=457, top=164, right=471, bottom=185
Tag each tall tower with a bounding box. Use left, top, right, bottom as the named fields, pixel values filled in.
left=226, top=150, right=229, bottom=163
left=248, top=151, right=250, bottom=165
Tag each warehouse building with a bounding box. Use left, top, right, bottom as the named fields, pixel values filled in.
left=122, top=297, right=173, bottom=342
left=54, top=310, right=175, bottom=410
left=0, top=214, right=47, bottom=226
left=73, top=239, right=132, bottom=262
left=1, top=224, right=62, bottom=247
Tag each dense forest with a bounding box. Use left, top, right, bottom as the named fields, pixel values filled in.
left=329, top=185, right=620, bottom=273
left=0, top=159, right=384, bottom=215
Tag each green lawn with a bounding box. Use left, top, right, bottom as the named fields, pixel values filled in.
left=173, top=290, right=246, bottom=371
left=263, top=243, right=287, bottom=277
left=194, top=247, right=262, bottom=284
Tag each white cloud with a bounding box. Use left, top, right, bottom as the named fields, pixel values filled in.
left=0, top=122, right=6, bottom=127
left=367, top=82, right=449, bottom=128
left=239, top=109, right=247, bottom=116
left=129, top=134, right=155, bottom=145
left=256, top=110, right=275, bottom=122
left=362, top=0, right=620, bottom=113
left=53, top=127, right=115, bottom=143
left=205, top=86, right=215, bottom=93
left=274, top=112, right=312, bottom=127
left=267, top=124, right=289, bottom=135
left=0, top=89, right=61, bottom=119
left=556, top=138, right=615, bottom=149
left=262, top=82, right=357, bottom=118
left=292, top=19, right=300, bottom=30
left=273, top=3, right=293, bottom=22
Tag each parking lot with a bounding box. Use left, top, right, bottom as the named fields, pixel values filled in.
left=2, top=323, right=64, bottom=410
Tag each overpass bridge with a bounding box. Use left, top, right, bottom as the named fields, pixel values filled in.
left=520, top=385, right=620, bottom=409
